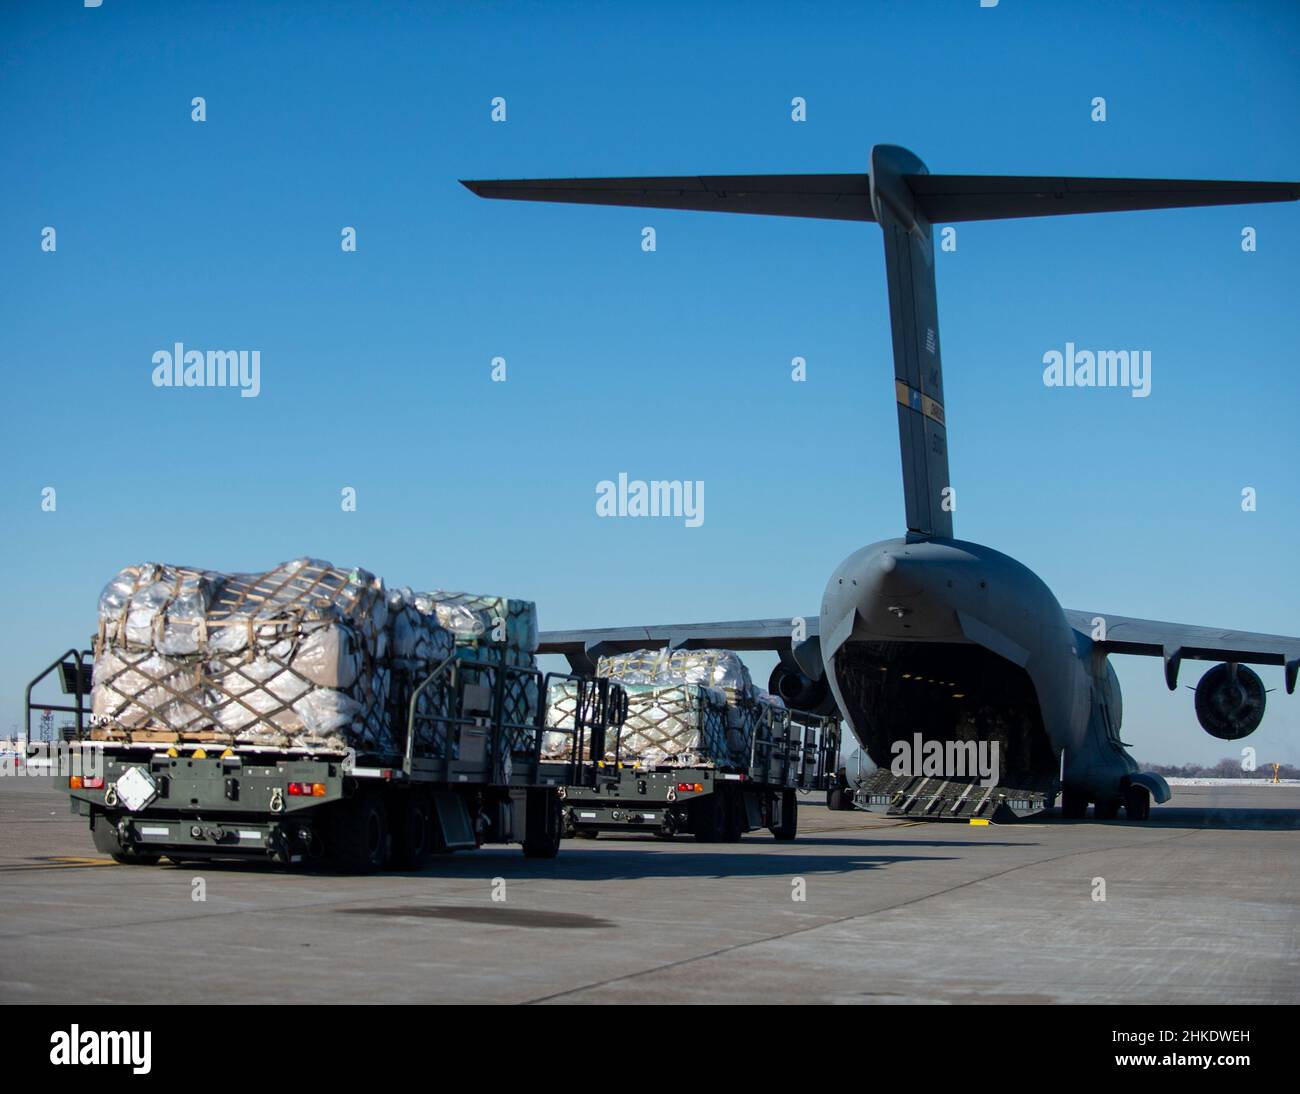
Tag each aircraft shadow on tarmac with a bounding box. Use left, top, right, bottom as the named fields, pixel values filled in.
left=1048, top=807, right=1300, bottom=831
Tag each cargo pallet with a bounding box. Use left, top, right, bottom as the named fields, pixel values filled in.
left=562, top=707, right=841, bottom=842
left=26, top=646, right=624, bottom=870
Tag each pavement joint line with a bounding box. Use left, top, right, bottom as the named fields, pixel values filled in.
left=518, top=826, right=1205, bottom=1004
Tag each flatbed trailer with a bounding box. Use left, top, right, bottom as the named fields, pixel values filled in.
left=562, top=706, right=841, bottom=842
left=27, top=646, right=624, bottom=870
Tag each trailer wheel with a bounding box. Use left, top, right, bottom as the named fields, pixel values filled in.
left=522, top=789, right=563, bottom=859
left=771, top=789, right=798, bottom=841
left=690, top=793, right=726, bottom=843
left=327, top=795, right=388, bottom=874
left=91, top=813, right=161, bottom=864
left=390, top=795, right=432, bottom=870
left=110, top=852, right=162, bottom=866
left=722, top=787, right=745, bottom=842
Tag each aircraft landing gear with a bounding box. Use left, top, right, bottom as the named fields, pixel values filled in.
left=1094, top=798, right=1121, bottom=820
left=1124, top=784, right=1151, bottom=821
left=1060, top=788, right=1088, bottom=819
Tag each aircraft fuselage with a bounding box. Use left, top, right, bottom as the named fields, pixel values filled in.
left=820, top=537, right=1139, bottom=804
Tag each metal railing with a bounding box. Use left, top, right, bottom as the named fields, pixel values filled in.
left=24, top=648, right=94, bottom=749
left=403, top=650, right=627, bottom=787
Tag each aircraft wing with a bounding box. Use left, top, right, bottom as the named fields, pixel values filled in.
left=1064, top=609, right=1300, bottom=693
left=538, top=617, right=816, bottom=672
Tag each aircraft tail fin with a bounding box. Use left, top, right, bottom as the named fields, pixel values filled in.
left=463, top=156, right=1298, bottom=539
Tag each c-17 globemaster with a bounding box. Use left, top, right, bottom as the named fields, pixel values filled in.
left=464, top=147, right=1299, bottom=821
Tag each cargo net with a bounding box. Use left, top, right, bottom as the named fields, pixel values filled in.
left=545, top=649, right=778, bottom=769
left=88, top=561, right=537, bottom=757
left=455, top=647, right=540, bottom=755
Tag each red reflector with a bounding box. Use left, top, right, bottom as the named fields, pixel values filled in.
left=84, top=776, right=105, bottom=789
left=287, top=783, right=305, bottom=796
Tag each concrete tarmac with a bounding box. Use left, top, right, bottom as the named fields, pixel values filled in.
left=1, top=777, right=1296, bottom=1004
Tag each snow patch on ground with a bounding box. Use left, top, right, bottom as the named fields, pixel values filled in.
left=1164, top=777, right=1300, bottom=787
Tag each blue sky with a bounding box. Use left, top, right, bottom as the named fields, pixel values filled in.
left=2, top=0, right=1297, bottom=764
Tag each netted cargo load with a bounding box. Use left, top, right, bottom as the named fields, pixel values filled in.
left=545, top=678, right=750, bottom=768
left=398, top=589, right=540, bottom=750
left=387, top=589, right=457, bottom=669
left=92, top=559, right=401, bottom=752
left=422, top=590, right=538, bottom=655
left=595, top=648, right=754, bottom=702
left=543, top=678, right=616, bottom=762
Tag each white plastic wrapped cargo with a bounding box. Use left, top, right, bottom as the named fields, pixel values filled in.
left=387, top=588, right=457, bottom=668
left=400, top=589, right=540, bottom=748
left=91, top=649, right=205, bottom=730
left=543, top=678, right=615, bottom=762
left=595, top=648, right=754, bottom=702
left=91, top=559, right=394, bottom=752
left=545, top=678, right=742, bottom=768
left=421, top=590, right=538, bottom=654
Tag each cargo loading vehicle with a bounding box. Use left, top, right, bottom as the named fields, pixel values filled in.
left=25, top=559, right=625, bottom=871
left=544, top=649, right=841, bottom=841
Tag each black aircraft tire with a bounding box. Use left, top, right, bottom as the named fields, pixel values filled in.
left=1060, top=789, right=1088, bottom=819
left=390, top=794, right=432, bottom=870
left=771, top=790, right=798, bottom=841
left=328, top=795, right=388, bottom=874
left=1124, top=784, right=1151, bottom=822
left=1094, top=798, right=1121, bottom=821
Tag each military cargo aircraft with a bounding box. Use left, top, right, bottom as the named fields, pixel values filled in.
left=464, top=147, right=1299, bottom=820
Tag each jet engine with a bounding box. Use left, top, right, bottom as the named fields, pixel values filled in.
left=1194, top=663, right=1266, bottom=740
left=768, top=663, right=835, bottom=716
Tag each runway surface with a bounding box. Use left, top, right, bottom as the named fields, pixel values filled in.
left=1, top=776, right=1296, bottom=1004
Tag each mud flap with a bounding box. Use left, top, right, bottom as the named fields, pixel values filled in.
left=431, top=790, right=476, bottom=851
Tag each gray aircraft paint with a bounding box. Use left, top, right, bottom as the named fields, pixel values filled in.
left=466, top=149, right=1300, bottom=812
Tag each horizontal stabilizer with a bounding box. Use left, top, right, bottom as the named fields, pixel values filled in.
left=462, top=175, right=873, bottom=221
left=911, top=175, right=1300, bottom=222
left=464, top=173, right=1299, bottom=225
